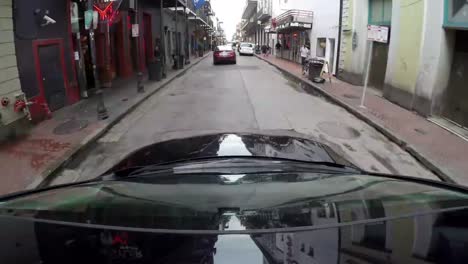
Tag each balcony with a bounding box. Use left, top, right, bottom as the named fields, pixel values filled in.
left=257, top=7, right=271, bottom=22
left=241, top=17, right=256, bottom=32
left=274, top=9, right=313, bottom=32
left=241, top=0, right=258, bottom=19
left=257, top=0, right=272, bottom=22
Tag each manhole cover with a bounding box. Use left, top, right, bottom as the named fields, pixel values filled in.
left=53, top=119, right=88, bottom=135
left=317, top=122, right=361, bottom=139
left=343, top=94, right=359, bottom=99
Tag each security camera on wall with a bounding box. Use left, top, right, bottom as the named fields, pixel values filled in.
left=34, top=9, right=56, bottom=27
left=42, top=15, right=56, bottom=26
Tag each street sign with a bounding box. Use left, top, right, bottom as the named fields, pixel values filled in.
left=70, top=2, right=79, bottom=33
left=367, top=25, right=389, bottom=43
left=132, top=24, right=139, bottom=37
left=84, top=10, right=93, bottom=30
left=93, top=11, right=99, bottom=29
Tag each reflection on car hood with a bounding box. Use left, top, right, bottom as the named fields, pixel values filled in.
left=108, top=133, right=352, bottom=172
left=1, top=173, right=468, bottom=263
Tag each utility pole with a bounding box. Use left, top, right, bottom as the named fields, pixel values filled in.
left=134, top=0, right=144, bottom=93
left=185, top=6, right=190, bottom=64
left=174, top=0, right=180, bottom=69
left=87, top=0, right=108, bottom=120
left=160, top=0, right=167, bottom=78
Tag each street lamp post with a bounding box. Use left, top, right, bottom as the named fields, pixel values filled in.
left=135, top=0, right=144, bottom=93
left=185, top=6, right=190, bottom=64
left=257, top=20, right=261, bottom=45
left=174, top=0, right=180, bottom=69
left=160, top=0, right=167, bottom=78
left=87, top=0, right=108, bottom=120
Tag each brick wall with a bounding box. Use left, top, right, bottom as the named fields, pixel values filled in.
left=0, top=0, right=24, bottom=126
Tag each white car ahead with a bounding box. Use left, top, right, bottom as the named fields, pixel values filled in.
left=239, top=43, right=254, bottom=56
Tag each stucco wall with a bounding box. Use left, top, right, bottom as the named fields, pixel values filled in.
left=307, top=0, right=340, bottom=74
left=384, top=0, right=425, bottom=107
left=413, top=0, right=453, bottom=116
left=338, top=0, right=369, bottom=85
left=0, top=0, right=23, bottom=127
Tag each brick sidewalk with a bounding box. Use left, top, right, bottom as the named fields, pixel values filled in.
left=257, top=54, right=468, bottom=185
left=0, top=53, right=209, bottom=196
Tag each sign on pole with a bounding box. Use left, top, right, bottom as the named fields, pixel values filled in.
left=367, top=25, right=389, bottom=43
left=132, top=24, right=139, bottom=37
left=84, top=10, right=93, bottom=30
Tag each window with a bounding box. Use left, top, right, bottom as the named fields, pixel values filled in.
left=369, top=0, right=392, bottom=26
left=316, top=38, right=326, bottom=57
left=444, top=0, right=468, bottom=28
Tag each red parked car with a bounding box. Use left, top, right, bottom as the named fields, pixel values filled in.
left=213, top=45, right=236, bottom=65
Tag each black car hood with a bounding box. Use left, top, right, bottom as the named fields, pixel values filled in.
left=2, top=133, right=468, bottom=263
left=108, top=133, right=352, bottom=172
left=2, top=173, right=468, bottom=264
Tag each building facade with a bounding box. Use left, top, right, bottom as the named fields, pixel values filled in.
left=339, top=0, right=468, bottom=128
left=242, top=0, right=341, bottom=74
left=0, top=0, right=213, bottom=140
left=0, top=0, right=26, bottom=139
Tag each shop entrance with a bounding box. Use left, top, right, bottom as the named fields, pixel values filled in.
left=37, top=43, right=68, bottom=111
left=368, top=42, right=389, bottom=90
left=442, top=30, right=468, bottom=127
left=277, top=30, right=310, bottom=64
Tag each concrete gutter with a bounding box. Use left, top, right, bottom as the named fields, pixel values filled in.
left=255, top=55, right=456, bottom=184
left=34, top=54, right=210, bottom=188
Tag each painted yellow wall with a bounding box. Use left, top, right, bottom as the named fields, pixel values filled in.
left=390, top=0, right=425, bottom=93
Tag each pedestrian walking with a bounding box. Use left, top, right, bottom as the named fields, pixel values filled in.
left=300, top=44, right=310, bottom=72
left=154, top=37, right=161, bottom=59
left=261, top=44, right=267, bottom=57
left=275, top=41, right=282, bottom=50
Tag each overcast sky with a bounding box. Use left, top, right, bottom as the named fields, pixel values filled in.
left=210, top=0, right=244, bottom=40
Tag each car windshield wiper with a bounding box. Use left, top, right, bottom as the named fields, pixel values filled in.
left=111, top=156, right=360, bottom=178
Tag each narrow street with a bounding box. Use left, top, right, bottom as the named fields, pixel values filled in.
left=53, top=54, right=438, bottom=184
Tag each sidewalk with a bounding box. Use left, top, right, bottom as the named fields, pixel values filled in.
left=257, top=54, right=468, bottom=185
left=0, top=53, right=210, bottom=196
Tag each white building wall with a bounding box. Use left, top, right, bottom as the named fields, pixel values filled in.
left=413, top=0, right=454, bottom=115
left=306, top=0, right=340, bottom=74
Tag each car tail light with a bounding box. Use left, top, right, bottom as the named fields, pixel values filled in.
left=214, top=52, right=221, bottom=57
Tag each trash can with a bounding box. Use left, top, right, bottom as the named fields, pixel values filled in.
left=148, top=59, right=162, bottom=81
left=198, top=49, right=204, bottom=57
left=308, top=58, right=324, bottom=81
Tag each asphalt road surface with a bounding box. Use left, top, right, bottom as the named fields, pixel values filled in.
left=52, top=53, right=438, bottom=185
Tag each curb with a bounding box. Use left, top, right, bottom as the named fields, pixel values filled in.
left=255, top=55, right=456, bottom=184
left=35, top=54, right=210, bottom=188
